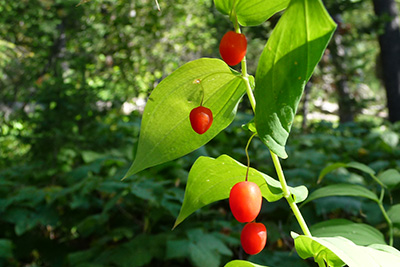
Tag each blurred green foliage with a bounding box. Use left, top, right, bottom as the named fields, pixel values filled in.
left=1, top=0, right=400, bottom=266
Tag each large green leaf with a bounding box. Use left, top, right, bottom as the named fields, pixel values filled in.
left=255, top=0, right=336, bottom=158
left=173, top=154, right=308, bottom=228
left=224, top=260, right=269, bottom=267
left=302, top=184, right=379, bottom=206
left=293, top=233, right=400, bottom=267
left=310, top=219, right=386, bottom=246
left=388, top=204, right=400, bottom=225
left=124, top=58, right=246, bottom=178
left=214, top=0, right=289, bottom=27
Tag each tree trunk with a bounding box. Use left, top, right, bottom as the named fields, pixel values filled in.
left=329, top=15, right=355, bottom=123
left=373, top=0, right=400, bottom=122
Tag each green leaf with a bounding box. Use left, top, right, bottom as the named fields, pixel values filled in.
left=293, top=233, right=400, bottom=267
left=378, top=169, right=400, bottom=189
left=318, top=162, right=375, bottom=183
left=302, top=184, right=379, bottom=206
left=255, top=0, right=336, bottom=158
left=0, top=239, right=13, bottom=258
left=124, top=58, right=246, bottom=178
left=173, top=154, right=308, bottom=228
left=214, top=0, right=289, bottom=27
left=224, top=260, right=269, bottom=267
left=310, top=219, right=386, bottom=246
left=388, top=204, right=400, bottom=225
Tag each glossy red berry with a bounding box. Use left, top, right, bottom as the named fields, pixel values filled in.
left=189, top=106, right=213, bottom=134
left=219, top=31, right=247, bottom=66
left=241, top=222, right=267, bottom=255
left=229, top=181, right=262, bottom=223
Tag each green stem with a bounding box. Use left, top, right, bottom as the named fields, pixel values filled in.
left=245, top=133, right=257, bottom=182
left=236, top=16, right=311, bottom=237
left=378, top=188, right=393, bottom=246
left=271, top=152, right=312, bottom=237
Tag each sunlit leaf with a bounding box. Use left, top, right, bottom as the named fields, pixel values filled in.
left=224, top=260, right=269, bottom=267
left=318, top=161, right=376, bottom=183
left=293, top=233, right=400, bottom=267
left=174, top=154, right=308, bottom=228
left=214, top=0, right=289, bottom=26
left=255, top=0, right=336, bottom=158
left=124, top=58, right=246, bottom=178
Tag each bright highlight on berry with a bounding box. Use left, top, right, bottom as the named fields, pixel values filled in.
left=241, top=222, right=267, bottom=255
left=229, top=181, right=262, bottom=223
left=189, top=106, right=213, bottom=134
left=219, top=31, right=247, bottom=66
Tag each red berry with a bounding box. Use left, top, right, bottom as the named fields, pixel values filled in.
left=241, top=222, right=267, bottom=255
left=229, top=181, right=262, bottom=223
left=219, top=31, right=247, bottom=66
left=189, top=106, right=213, bottom=134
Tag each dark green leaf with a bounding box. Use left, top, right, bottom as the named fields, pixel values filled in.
left=302, top=184, right=379, bottom=206
left=310, top=219, right=386, bottom=246
left=0, top=239, right=13, bottom=258
left=124, top=58, right=245, bottom=178
left=318, top=162, right=376, bottom=183
left=255, top=0, right=336, bottom=158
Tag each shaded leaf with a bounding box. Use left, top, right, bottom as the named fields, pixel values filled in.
left=302, top=184, right=379, bottom=206
left=124, top=58, right=246, bottom=178
left=310, top=219, right=386, bottom=246
left=255, top=0, right=336, bottom=158
left=318, top=162, right=376, bottom=183
left=378, top=169, right=400, bottom=189
left=0, top=239, right=13, bottom=258
left=174, top=154, right=308, bottom=228
left=388, top=204, right=400, bottom=225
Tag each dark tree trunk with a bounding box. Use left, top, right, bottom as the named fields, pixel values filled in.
left=373, top=0, right=400, bottom=122
left=329, top=16, right=355, bottom=123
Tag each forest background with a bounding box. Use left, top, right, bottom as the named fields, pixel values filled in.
left=1, top=0, right=400, bottom=266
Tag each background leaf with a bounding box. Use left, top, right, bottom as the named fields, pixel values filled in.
left=255, top=0, right=336, bottom=158
left=302, top=184, right=379, bottom=206
left=318, top=161, right=376, bottom=184
left=388, top=204, right=400, bottom=225
left=124, top=58, right=246, bottom=178
left=214, top=0, right=289, bottom=27
left=293, top=233, right=400, bottom=267
left=174, top=154, right=308, bottom=228
left=377, top=169, right=400, bottom=189
left=310, top=219, right=386, bottom=246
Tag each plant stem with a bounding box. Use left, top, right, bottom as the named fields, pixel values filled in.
left=378, top=188, right=393, bottom=246
left=238, top=24, right=311, bottom=238
left=271, top=152, right=312, bottom=237
left=245, top=133, right=257, bottom=182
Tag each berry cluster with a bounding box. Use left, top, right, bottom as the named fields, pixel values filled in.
left=230, top=181, right=267, bottom=255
